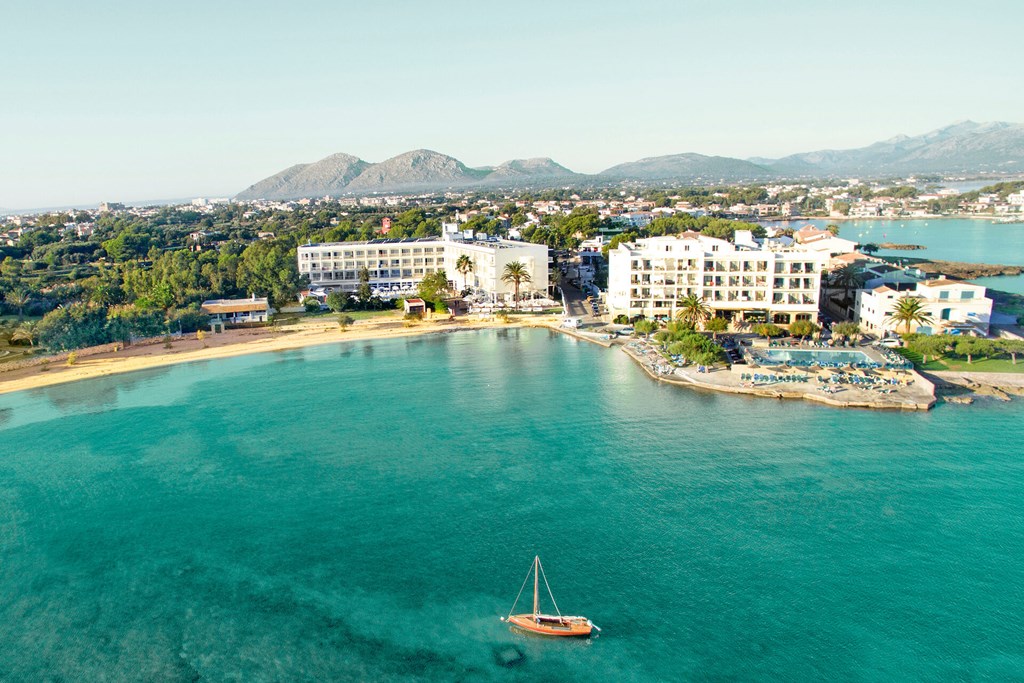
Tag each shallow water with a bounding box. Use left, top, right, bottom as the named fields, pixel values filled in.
left=791, top=218, right=1024, bottom=294
left=1, top=329, right=1023, bottom=680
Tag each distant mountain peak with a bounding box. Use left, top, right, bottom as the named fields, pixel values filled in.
left=233, top=121, right=1024, bottom=199
left=760, top=120, right=1024, bottom=177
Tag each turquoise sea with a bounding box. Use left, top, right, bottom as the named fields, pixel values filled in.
left=2, top=329, right=1024, bottom=680
left=791, top=218, right=1024, bottom=294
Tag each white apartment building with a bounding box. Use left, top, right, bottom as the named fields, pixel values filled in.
left=441, top=236, right=548, bottom=300
left=855, top=278, right=992, bottom=335
left=297, top=235, right=548, bottom=300
left=606, top=233, right=826, bottom=325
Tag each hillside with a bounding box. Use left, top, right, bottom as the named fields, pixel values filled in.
left=233, top=121, right=1024, bottom=199
left=598, top=153, right=773, bottom=183
left=762, top=121, right=1024, bottom=177
left=235, top=153, right=369, bottom=200
left=343, top=150, right=489, bottom=193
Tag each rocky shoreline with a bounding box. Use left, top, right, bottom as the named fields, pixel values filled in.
left=880, top=255, right=1023, bottom=280
left=927, top=371, right=1024, bottom=405
left=878, top=243, right=927, bottom=250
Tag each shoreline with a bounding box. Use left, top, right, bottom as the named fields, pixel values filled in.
left=3, top=315, right=1018, bottom=411
left=0, top=315, right=560, bottom=397
left=620, top=342, right=937, bottom=411
left=779, top=214, right=1021, bottom=223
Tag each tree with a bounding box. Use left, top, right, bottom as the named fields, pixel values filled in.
left=236, top=240, right=302, bottom=310
left=501, top=261, right=532, bottom=310
left=36, top=304, right=110, bottom=351
left=356, top=266, right=372, bottom=305
left=675, top=294, right=711, bottom=329
left=303, top=296, right=322, bottom=313
left=826, top=224, right=841, bottom=236
left=704, top=316, right=728, bottom=340
left=3, top=287, right=31, bottom=320
left=455, top=254, right=474, bottom=292
left=828, top=265, right=866, bottom=303
left=338, top=314, right=355, bottom=331
left=998, top=339, right=1024, bottom=365
left=904, top=333, right=951, bottom=364
left=888, top=296, right=933, bottom=335
left=789, top=319, right=820, bottom=341
left=326, top=290, right=346, bottom=312
left=101, top=230, right=151, bottom=262
left=634, top=319, right=658, bottom=338
left=9, top=321, right=38, bottom=347
left=833, top=321, right=861, bottom=342
left=753, top=323, right=784, bottom=340
left=860, top=243, right=880, bottom=255
left=955, top=337, right=989, bottom=365
left=417, top=269, right=451, bottom=305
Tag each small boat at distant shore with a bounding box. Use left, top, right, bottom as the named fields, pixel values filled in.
left=501, top=556, right=598, bottom=638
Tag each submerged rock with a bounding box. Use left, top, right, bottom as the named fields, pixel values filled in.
left=493, top=644, right=526, bottom=668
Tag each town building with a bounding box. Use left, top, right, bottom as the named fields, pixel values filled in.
left=854, top=275, right=992, bottom=336
left=200, top=297, right=271, bottom=328
left=606, top=232, right=827, bottom=325
left=296, top=233, right=548, bottom=302
left=793, top=226, right=859, bottom=256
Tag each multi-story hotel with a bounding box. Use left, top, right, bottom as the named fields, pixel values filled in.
left=855, top=277, right=992, bottom=335
left=297, top=233, right=548, bottom=301
left=606, top=232, right=827, bottom=325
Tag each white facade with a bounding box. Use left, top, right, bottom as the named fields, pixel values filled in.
left=855, top=279, right=992, bottom=335
left=606, top=233, right=826, bottom=324
left=297, top=236, right=547, bottom=299
left=441, top=237, right=548, bottom=299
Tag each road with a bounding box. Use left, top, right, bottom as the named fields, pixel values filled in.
left=560, top=282, right=604, bottom=325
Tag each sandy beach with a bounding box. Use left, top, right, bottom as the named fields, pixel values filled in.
left=0, top=314, right=562, bottom=397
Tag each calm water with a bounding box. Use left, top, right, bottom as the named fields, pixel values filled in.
left=790, top=218, right=1024, bottom=294
left=2, top=329, right=1024, bottom=680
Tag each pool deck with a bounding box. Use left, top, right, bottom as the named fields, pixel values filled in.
left=622, top=340, right=936, bottom=411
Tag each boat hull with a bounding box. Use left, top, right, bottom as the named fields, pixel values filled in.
left=507, top=614, right=592, bottom=638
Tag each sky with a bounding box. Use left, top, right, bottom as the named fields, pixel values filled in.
left=2, top=0, right=1022, bottom=209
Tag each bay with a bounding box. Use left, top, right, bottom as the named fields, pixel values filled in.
left=1, top=329, right=1023, bottom=680
left=785, top=218, right=1024, bottom=294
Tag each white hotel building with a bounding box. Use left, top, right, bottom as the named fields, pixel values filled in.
left=855, top=278, right=992, bottom=335
left=606, top=232, right=827, bottom=325
left=297, top=234, right=548, bottom=301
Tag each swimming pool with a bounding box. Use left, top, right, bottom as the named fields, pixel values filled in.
left=758, top=349, right=872, bottom=366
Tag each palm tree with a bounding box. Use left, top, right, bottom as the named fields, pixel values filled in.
left=675, top=294, right=711, bottom=329
left=501, top=261, right=532, bottom=310
left=4, top=287, right=31, bottom=321
left=888, top=295, right=933, bottom=334
left=455, top=254, right=474, bottom=292
left=827, top=265, right=866, bottom=304
left=10, top=321, right=38, bottom=347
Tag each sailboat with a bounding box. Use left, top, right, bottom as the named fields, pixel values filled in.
left=500, top=556, right=599, bottom=637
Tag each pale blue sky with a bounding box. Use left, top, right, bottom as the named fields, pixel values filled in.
left=3, top=0, right=1022, bottom=208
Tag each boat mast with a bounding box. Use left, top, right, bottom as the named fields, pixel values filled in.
left=533, top=556, right=539, bottom=616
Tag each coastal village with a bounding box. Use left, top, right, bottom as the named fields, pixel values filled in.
left=2, top=178, right=1023, bottom=409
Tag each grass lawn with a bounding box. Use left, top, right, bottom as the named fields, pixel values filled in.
left=920, top=356, right=1024, bottom=373
left=345, top=310, right=402, bottom=321
left=275, top=309, right=401, bottom=326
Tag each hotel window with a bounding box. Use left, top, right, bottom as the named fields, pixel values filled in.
left=962, top=291, right=975, bottom=299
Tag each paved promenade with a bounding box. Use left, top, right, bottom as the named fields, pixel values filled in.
left=622, top=339, right=936, bottom=410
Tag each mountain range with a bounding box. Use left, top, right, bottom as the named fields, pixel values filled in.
left=235, top=121, right=1024, bottom=200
